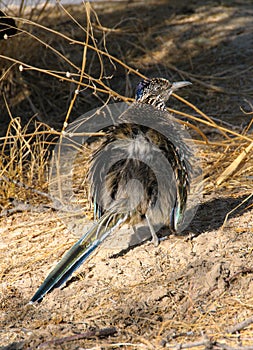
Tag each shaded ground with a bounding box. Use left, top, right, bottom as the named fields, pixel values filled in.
left=0, top=0, right=253, bottom=349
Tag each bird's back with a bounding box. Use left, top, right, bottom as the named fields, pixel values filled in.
left=88, top=102, right=192, bottom=233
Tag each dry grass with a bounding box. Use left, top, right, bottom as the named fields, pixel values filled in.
left=1, top=2, right=252, bottom=202
left=0, top=1, right=253, bottom=349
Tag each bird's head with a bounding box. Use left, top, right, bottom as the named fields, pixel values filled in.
left=135, top=77, right=191, bottom=110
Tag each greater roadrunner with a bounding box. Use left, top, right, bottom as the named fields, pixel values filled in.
left=30, top=77, right=193, bottom=303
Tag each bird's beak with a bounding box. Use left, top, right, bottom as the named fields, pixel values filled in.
left=171, top=81, right=192, bottom=91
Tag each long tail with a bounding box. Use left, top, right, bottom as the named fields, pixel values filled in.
left=30, top=210, right=128, bottom=303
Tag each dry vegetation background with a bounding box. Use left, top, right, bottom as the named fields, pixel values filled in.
left=0, top=0, right=253, bottom=349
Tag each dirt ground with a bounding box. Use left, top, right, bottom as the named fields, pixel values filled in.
left=1, top=0, right=253, bottom=349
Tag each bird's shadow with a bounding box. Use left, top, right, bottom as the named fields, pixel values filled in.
left=187, top=193, right=252, bottom=234
left=70, top=194, right=252, bottom=276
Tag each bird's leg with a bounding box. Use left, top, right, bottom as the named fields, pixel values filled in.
left=132, top=225, right=141, bottom=245
left=145, top=214, right=159, bottom=247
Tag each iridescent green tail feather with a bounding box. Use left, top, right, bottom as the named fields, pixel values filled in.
left=30, top=211, right=128, bottom=303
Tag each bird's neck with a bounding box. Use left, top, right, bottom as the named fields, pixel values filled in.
left=138, top=96, right=167, bottom=111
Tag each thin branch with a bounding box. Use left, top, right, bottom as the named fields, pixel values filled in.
left=216, top=142, right=253, bottom=185
left=227, top=316, right=253, bottom=334
left=163, top=339, right=253, bottom=350
left=0, top=175, right=52, bottom=200
left=38, top=327, right=117, bottom=348
left=162, top=339, right=212, bottom=349
left=222, top=193, right=253, bottom=227
left=215, top=342, right=253, bottom=350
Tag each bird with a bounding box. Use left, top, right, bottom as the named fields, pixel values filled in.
left=0, top=11, right=17, bottom=40
left=30, top=77, right=193, bottom=303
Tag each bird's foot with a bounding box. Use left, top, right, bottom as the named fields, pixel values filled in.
left=150, top=233, right=159, bottom=247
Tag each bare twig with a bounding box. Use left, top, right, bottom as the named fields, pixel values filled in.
left=214, top=343, right=253, bottom=350
left=0, top=174, right=52, bottom=201
left=227, top=316, right=253, bottom=334
left=38, top=327, right=117, bottom=348
left=226, top=268, right=253, bottom=284
left=162, top=339, right=212, bottom=349
left=216, top=142, right=253, bottom=185
left=163, top=339, right=253, bottom=350
left=222, top=193, right=253, bottom=227
left=0, top=198, right=50, bottom=217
